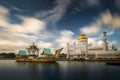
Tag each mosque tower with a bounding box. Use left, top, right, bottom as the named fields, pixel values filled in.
left=103, top=32, right=108, bottom=51
left=78, top=33, right=88, bottom=44
left=67, top=43, right=70, bottom=59
left=77, top=33, right=88, bottom=56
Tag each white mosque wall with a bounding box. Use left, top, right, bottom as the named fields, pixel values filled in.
left=67, top=32, right=120, bottom=59
left=68, top=46, right=120, bottom=59
left=88, top=50, right=120, bottom=59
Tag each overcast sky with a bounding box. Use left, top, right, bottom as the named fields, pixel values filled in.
left=0, top=0, right=120, bottom=52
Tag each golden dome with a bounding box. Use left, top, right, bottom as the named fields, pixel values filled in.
left=78, top=34, right=88, bottom=40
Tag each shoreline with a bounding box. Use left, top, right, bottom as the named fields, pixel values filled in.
left=1, top=58, right=120, bottom=62
left=0, top=58, right=15, bottom=60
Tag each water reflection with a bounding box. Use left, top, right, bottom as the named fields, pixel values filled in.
left=0, top=60, right=120, bottom=80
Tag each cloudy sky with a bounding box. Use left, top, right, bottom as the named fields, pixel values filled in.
left=0, top=0, right=120, bottom=52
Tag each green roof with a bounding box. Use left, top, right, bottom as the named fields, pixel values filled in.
left=18, top=50, right=27, bottom=56
left=43, top=48, right=52, bottom=55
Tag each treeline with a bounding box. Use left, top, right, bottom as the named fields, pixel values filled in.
left=0, top=53, right=16, bottom=59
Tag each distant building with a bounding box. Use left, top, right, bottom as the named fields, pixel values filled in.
left=58, top=53, right=67, bottom=60
left=67, top=32, right=120, bottom=60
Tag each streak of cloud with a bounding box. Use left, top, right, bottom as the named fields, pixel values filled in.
left=35, top=0, right=71, bottom=24
left=80, top=10, right=120, bottom=36
left=70, top=0, right=100, bottom=14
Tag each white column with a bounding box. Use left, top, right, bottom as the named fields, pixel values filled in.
left=67, top=43, right=69, bottom=59
left=74, top=42, right=76, bottom=59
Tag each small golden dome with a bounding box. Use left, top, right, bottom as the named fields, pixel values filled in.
left=78, top=34, right=88, bottom=40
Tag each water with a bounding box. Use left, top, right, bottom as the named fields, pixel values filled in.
left=0, top=60, right=120, bottom=80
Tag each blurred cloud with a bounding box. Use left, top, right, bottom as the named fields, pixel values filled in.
left=0, top=4, right=119, bottom=52
left=0, top=6, right=47, bottom=49
left=79, top=10, right=120, bottom=47
left=0, top=6, right=46, bottom=34
left=0, top=5, right=75, bottom=52
left=80, top=24, right=101, bottom=34
left=88, top=38, right=103, bottom=47
left=13, top=16, right=46, bottom=34
left=115, top=0, right=120, bottom=9
left=88, top=37, right=117, bottom=48
left=54, top=30, right=75, bottom=53
left=72, top=0, right=100, bottom=13
left=12, top=6, right=23, bottom=12
left=55, top=30, right=75, bottom=48
left=38, top=41, right=53, bottom=48
left=80, top=10, right=120, bottom=35
left=0, top=6, right=9, bottom=27
left=101, top=10, right=120, bottom=28
left=35, top=0, right=71, bottom=24
left=85, top=0, right=100, bottom=7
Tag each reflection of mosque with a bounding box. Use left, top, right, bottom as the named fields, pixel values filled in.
left=67, top=32, right=120, bottom=60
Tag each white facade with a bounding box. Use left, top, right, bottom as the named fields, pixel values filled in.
left=68, top=33, right=120, bottom=59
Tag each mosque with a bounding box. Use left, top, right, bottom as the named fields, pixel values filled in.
left=67, top=32, right=120, bottom=60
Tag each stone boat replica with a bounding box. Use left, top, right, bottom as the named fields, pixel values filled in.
left=16, top=42, right=63, bottom=62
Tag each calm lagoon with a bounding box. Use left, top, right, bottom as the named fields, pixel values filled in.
left=0, top=60, right=120, bottom=80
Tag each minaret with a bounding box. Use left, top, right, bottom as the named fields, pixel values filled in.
left=73, top=42, right=76, bottom=58
left=67, top=43, right=69, bottom=59
left=103, top=32, right=108, bottom=51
